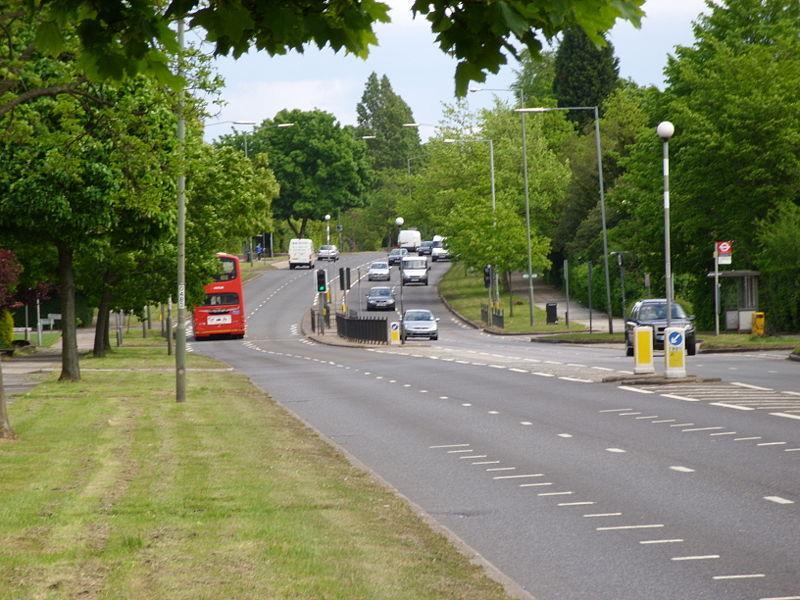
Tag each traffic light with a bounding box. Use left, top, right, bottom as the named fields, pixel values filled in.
left=339, top=267, right=346, bottom=290
left=483, top=265, right=492, bottom=289
left=316, top=269, right=327, bottom=293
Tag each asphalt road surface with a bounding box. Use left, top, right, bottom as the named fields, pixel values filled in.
left=193, top=252, right=799, bottom=600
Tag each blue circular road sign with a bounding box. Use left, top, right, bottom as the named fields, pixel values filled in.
left=668, top=331, right=683, bottom=346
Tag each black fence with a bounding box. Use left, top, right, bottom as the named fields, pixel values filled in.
left=335, top=312, right=388, bottom=344
left=480, top=304, right=504, bottom=329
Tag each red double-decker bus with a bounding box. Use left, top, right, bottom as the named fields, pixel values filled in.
left=192, top=252, right=246, bottom=339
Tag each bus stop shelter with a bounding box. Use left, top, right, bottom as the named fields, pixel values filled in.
left=707, top=269, right=760, bottom=332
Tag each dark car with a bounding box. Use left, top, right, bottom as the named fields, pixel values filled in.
left=387, top=247, right=408, bottom=266
left=366, top=286, right=396, bottom=311
left=417, top=241, right=433, bottom=256
left=625, top=299, right=696, bottom=356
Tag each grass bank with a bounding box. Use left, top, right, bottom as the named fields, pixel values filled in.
left=532, top=332, right=624, bottom=344
left=697, top=332, right=800, bottom=351
left=0, top=339, right=510, bottom=599
left=13, top=331, right=61, bottom=348
left=439, top=265, right=584, bottom=334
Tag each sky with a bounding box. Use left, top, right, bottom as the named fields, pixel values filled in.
left=204, top=0, right=709, bottom=140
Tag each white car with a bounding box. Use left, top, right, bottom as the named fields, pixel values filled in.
left=431, top=239, right=450, bottom=262
left=367, top=261, right=390, bottom=281
left=402, top=309, right=439, bottom=341
left=318, top=244, right=340, bottom=261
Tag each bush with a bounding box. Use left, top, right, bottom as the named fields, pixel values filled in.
left=0, top=308, right=13, bottom=349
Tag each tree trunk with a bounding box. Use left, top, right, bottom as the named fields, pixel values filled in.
left=103, top=309, right=111, bottom=351
left=286, top=218, right=300, bottom=237
left=0, top=360, right=15, bottom=439
left=93, top=282, right=112, bottom=357
left=57, top=243, right=80, bottom=382
left=507, top=271, right=514, bottom=317
left=298, top=217, right=308, bottom=239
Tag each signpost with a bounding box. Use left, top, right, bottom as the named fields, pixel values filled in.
left=713, top=241, right=733, bottom=335
left=665, top=328, right=686, bottom=378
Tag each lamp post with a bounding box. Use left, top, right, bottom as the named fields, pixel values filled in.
left=395, top=216, right=405, bottom=344
left=470, top=87, right=536, bottom=326
left=324, top=214, right=331, bottom=245
left=516, top=106, right=614, bottom=334
left=444, top=137, right=498, bottom=305
left=610, top=251, right=626, bottom=318
left=657, top=121, right=675, bottom=328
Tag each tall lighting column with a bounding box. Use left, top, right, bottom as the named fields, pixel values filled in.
left=516, top=106, right=614, bottom=333
left=657, top=121, right=675, bottom=328
left=395, top=216, right=405, bottom=345
left=175, top=18, right=186, bottom=402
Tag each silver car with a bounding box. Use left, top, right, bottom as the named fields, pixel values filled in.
left=318, top=244, right=340, bottom=261
left=402, top=309, right=439, bottom=341
left=367, top=261, right=390, bottom=281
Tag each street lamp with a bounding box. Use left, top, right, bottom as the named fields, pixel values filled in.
left=516, top=106, right=614, bottom=333
left=610, top=251, right=626, bottom=318
left=395, top=216, right=405, bottom=344
left=657, top=120, right=675, bottom=328
left=470, top=87, right=536, bottom=326
left=324, top=214, right=331, bottom=245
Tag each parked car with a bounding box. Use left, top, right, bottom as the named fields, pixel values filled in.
left=417, top=241, right=433, bottom=256
left=402, top=309, right=439, bottom=341
left=387, top=247, right=408, bottom=265
left=288, top=238, right=315, bottom=269
left=400, top=256, right=429, bottom=286
left=366, top=286, right=396, bottom=311
left=367, top=261, right=391, bottom=281
left=431, top=239, right=450, bottom=261
left=625, top=298, right=697, bottom=356
left=317, top=244, right=340, bottom=261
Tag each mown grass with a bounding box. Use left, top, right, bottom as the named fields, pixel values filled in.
left=0, top=341, right=510, bottom=599
left=697, top=332, right=800, bottom=350
left=533, top=332, right=625, bottom=344
left=439, top=266, right=585, bottom=334
left=13, top=331, right=61, bottom=348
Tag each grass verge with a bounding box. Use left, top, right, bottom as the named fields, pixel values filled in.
left=532, top=332, right=624, bottom=344
left=697, top=332, right=800, bottom=350
left=439, top=265, right=585, bottom=334
left=13, top=331, right=61, bottom=348
left=0, top=340, right=510, bottom=599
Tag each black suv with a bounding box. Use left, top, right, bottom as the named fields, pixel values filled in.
left=417, top=241, right=433, bottom=256
left=625, top=299, right=697, bottom=356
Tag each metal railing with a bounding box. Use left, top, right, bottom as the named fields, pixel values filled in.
left=335, top=312, right=388, bottom=344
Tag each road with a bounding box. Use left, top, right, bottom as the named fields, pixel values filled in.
left=193, top=252, right=800, bottom=600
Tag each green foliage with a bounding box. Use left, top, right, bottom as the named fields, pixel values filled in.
left=513, top=49, right=557, bottom=107
left=0, top=309, right=13, bottom=349
left=756, top=201, right=800, bottom=331
left=355, top=73, right=420, bottom=170
left=553, top=27, right=620, bottom=127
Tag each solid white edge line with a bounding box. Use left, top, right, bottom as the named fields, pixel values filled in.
left=771, top=412, right=800, bottom=421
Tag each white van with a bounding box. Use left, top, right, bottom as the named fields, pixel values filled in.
left=397, top=229, right=422, bottom=252
left=400, top=255, right=429, bottom=286
left=288, top=238, right=315, bottom=269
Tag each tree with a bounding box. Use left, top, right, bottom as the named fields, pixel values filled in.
left=756, top=201, right=800, bottom=332
left=512, top=49, right=557, bottom=107
left=553, top=27, right=620, bottom=128
left=20, top=0, right=644, bottom=105
left=355, top=73, right=420, bottom=171
left=230, top=110, right=371, bottom=238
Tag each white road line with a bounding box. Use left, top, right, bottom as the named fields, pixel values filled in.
left=459, top=455, right=487, bottom=459
left=523, top=358, right=541, bottom=363
left=670, top=466, right=695, bottom=473
left=734, top=436, right=762, bottom=441
left=682, top=426, right=725, bottom=432
left=618, top=386, right=654, bottom=394
left=764, top=496, right=794, bottom=505
left=486, top=467, right=516, bottom=472
left=731, top=382, right=773, bottom=391
left=544, top=360, right=562, bottom=365
left=447, top=449, right=474, bottom=453
left=492, top=474, right=544, bottom=480
left=461, top=403, right=472, bottom=407
left=640, top=539, right=684, bottom=544
left=785, top=448, right=800, bottom=452
left=599, top=408, right=633, bottom=413
left=583, top=513, right=622, bottom=518
left=488, top=410, right=499, bottom=415
left=710, top=402, right=754, bottom=411
left=520, top=421, right=533, bottom=426
left=618, top=370, right=634, bottom=375
left=472, top=460, right=500, bottom=465
left=606, top=448, right=626, bottom=453
left=651, top=419, right=677, bottom=424
left=782, top=391, right=800, bottom=397
left=771, top=412, right=800, bottom=421
left=509, top=368, right=528, bottom=373
left=488, top=364, right=506, bottom=369
left=533, top=372, right=555, bottom=377
left=671, top=555, right=719, bottom=561
left=662, top=393, right=700, bottom=402
left=757, top=441, right=787, bottom=447
left=558, top=501, right=595, bottom=506
left=519, top=482, right=552, bottom=487
left=559, top=376, right=592, bottom=383
left=670, top=423, right=694, bottom=427
left=759, top=596, right=800, bottom=600
left=430, top=444, right=470, bottom=448
left=403, top=384, right=411, bottom=388
left=592, top=366, right=614, bottom=371
left=712, top=574, right=765, bottom=580
left=709, top=431, right=738, bottom=436
left=557, top=433, right=573, bottom=438
left=538, top=491, right=573, bottom=496
left=596, top=524, right=664, bottom=531
left=567, top=363, right=587, bottom=368
left=419, top=390, right=428, bottom=393
left=439, top=396, right=449, bottom=399
left=619, top=412, right=642, bottom=416
left=635, top=415, right=659, bottom=419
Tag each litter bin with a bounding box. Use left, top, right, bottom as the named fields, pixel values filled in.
left=546, top=302, right=558, bottom=324
left=752, top=311, right=765, bottom=336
